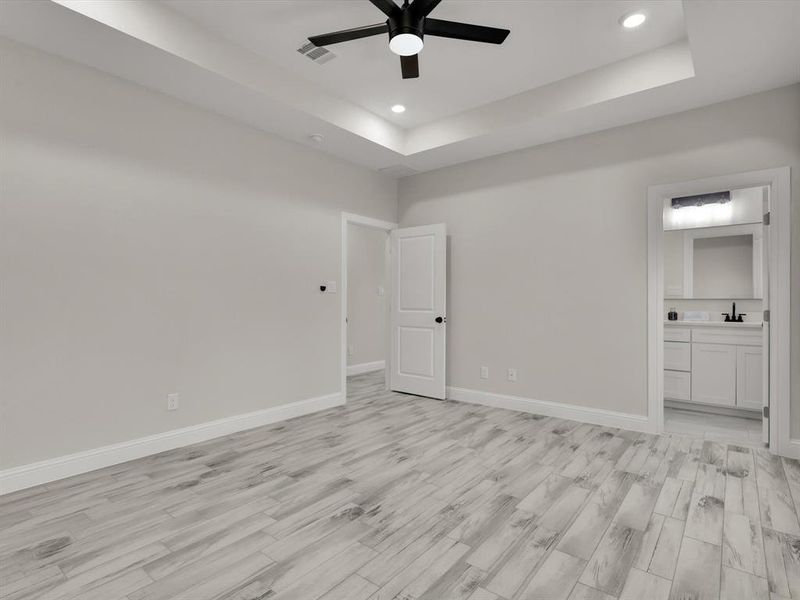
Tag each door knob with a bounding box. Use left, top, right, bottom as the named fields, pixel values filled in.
left=435, top=316, right=445, bottom=323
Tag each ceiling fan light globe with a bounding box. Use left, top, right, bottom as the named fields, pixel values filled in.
left=389, top=33, right=424, bottom=56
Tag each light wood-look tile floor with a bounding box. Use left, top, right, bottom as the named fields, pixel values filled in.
left=2, top=371, right=800, bottom=600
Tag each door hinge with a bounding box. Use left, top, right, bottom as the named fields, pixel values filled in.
left=763, top=406, right=770, bottom=419
left=763, top=211, right=770, bottom=225
left=763, top=309, right=770, bottom=323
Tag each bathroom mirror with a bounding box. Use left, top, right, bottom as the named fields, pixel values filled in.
left=664, top=223, right=762, bottom=299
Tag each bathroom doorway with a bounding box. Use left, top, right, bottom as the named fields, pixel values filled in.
left=646, top=168, right=792, bottom=456
left=340, top=213, right=396, bottom=400
left=346, top=221, right=389, bottom=378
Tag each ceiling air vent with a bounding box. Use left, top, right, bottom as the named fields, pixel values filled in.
left=297, top=41, right=336, bottom=64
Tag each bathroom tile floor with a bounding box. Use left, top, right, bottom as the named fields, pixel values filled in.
left=664, top=406, right=764, bottom=448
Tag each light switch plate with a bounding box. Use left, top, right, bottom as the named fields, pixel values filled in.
left=325, top=280, right=337, bottom=293
left=480, top=366, right=489, bottom=380
left=377, top=286, right=385, bottom=297
left=507, top=369, right=517, bottom=382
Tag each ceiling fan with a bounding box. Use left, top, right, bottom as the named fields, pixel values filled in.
left=307, top=0, right=510, bottom=79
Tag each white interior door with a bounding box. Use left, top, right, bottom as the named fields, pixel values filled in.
left=390, top=224, right=446, bottom=399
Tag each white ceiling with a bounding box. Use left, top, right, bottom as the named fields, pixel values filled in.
left=164, top=0, right=687, bottom=127
left=1, top=1, right=799, bottom=176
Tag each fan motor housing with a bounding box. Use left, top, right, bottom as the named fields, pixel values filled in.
left=388, top=12, right=425, bottom=43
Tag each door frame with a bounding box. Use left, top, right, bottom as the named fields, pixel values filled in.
left=341, top=212, right=398, bottom=401
left=646, top=167, right=792, bottom=456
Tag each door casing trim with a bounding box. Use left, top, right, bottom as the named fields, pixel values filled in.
left=647, top=167, right=793, bottom=456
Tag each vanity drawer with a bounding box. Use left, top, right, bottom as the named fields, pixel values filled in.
left=691, top=328, right=762, bottom=346
left=664, top=328, right=691, bottom=342
left=664, top=370, right=691, bottom=401
left=664, top=341, right=691, bottom=372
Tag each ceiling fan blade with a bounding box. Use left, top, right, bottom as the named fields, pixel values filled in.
left=308, top=23, right=388, bottom=47
left=424, top=18, right=510, bottom=44
left=400, top=54, right=419, bottom=79
left=410, top=0, right=442, bottom=17
left=369, top=0, right=400, bottom=18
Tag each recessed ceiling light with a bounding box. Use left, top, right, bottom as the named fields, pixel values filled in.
left=309, top=133, right=324, bottom=144
left=391, top=104, right=406, bottom=114
left=621, top=12, right=646, bottom=29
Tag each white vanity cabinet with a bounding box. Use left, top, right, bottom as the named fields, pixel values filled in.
left=664, top=322, right=762, bottom=413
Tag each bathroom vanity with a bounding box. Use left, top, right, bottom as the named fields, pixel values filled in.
left=664, top=320, right=763, bottom=412
left=661, top=189, right=768, bottom=422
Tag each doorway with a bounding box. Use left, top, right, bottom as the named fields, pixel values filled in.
left=345, top=221, right=389, bottom=378
left=647, top=167, right=792, bottom=456
left=341, top=213, right=448, bottom=402
left=341, top=213, right=396, bottom=400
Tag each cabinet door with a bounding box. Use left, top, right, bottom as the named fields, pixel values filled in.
left=691, top=343, right=736, bottom=406
left=736, top=346, right=763, bottom=411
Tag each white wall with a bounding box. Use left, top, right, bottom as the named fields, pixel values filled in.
left=398, top=84, right=800, bottom=435
left=347, top=224, right=386, bottom=368
left=0, top=39, right=397, bottom=469
left=2, top=39, right=799, bottom=475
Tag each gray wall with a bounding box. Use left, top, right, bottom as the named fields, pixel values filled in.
left=398, top=84, right=800, bottom=435
left=2, top=38, right=799, bottom=472
left=0, top=39, right=397, bottom=469
left=347, top=224, right=386, bottom=367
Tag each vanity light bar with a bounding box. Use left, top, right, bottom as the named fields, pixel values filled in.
left=671, top=191, right=731, bottom=209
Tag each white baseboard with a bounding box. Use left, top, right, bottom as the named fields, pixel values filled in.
left=0, top=391, right=343, bottom=496
left=446, top=386, right=654, bottom=433
left=347, top=360, right=385, bottom=376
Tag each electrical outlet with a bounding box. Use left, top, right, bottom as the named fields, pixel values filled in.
left=377, top=286, right=385, bottom=297
left=507, top=368, right=517, bottom=382
left=167, top=393, right=179, bottom=411
left=348, top=345, right=354, bottom=357
left=480, top=366, right=489, bottom=379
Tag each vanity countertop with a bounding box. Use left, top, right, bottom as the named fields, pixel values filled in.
left=664, top=320, right=763, bottom=329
